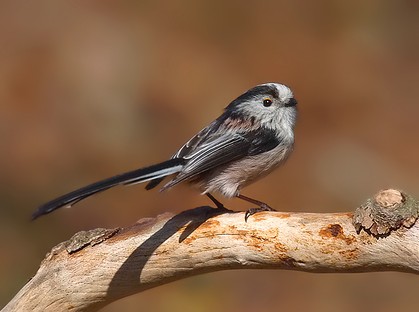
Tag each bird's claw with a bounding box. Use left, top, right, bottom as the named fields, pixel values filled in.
left=244, top=205, right=276, bottom=222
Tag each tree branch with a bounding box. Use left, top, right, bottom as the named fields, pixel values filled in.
left=3, top=189, right=419, bottom=312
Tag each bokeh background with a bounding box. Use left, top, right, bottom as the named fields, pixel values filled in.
left=1, top=1, right=418, bottom=311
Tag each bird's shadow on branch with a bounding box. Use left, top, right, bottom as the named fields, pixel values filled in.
left=107, top=205, right=232, bottom=296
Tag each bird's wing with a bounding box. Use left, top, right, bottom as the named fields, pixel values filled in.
left=163, top=127, right=281, bottom=188
left=145, top=119, right=223, bottom=190
left=173, top=119, right=221, bottom=159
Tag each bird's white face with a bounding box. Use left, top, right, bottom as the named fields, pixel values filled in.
left=229, top=83, right=297, bottom=134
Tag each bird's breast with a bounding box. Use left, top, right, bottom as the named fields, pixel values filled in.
left=197, top=142, right=293, bottom=198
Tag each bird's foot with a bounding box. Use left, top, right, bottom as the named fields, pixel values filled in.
left=245, top=204, right=276, bottom=222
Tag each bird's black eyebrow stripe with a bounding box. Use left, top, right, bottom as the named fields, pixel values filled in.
left=225, top=85, right=279, bottom=110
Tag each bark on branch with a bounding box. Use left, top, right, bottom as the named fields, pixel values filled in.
left=3, top=189, right=419, bottom=312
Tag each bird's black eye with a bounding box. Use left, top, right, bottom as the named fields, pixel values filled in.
left=263, top=98, right=272, bottom=107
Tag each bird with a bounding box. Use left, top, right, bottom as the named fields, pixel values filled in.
left=32, top=83, right=297, bottom=221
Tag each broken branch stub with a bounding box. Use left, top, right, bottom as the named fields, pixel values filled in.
left=353, top=189, right=419, bottom=236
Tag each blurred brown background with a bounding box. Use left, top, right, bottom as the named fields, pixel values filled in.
left=1, top=0, right=418, bottom=311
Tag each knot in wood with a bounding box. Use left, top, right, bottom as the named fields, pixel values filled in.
left=374, top=189, right=404, bottom=209
left=353, top=189, right=419, bottom=237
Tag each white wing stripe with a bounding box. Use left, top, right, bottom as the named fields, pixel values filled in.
left=123, top=165, right=184, bottom=185
left=183, top=136, right=244, bottom=173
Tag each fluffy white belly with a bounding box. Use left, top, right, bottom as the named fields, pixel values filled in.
left=198, top=143, right=293, bottom=198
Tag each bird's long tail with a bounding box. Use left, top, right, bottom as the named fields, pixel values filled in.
left=32, top=158, right=185, bottom=219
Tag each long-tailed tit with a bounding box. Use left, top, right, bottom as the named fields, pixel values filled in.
left=32, top=83, right=297, bottom=221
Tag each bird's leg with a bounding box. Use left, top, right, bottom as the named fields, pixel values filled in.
left=206, top=193, right=226, bottom=210
left=236, top=194, right=276, bottom=221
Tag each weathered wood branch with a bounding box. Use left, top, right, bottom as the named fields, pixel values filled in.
left=3, top=189, right=419, bottom=312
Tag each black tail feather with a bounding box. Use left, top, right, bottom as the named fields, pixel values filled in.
left=32, top=158, right=185, bottom=219
left=145, top=177, right=165, bottom=190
